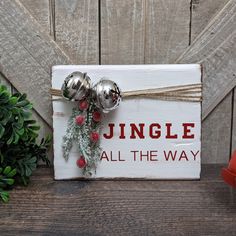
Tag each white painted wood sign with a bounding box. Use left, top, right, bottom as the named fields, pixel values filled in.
left=52, top=64, right=202, bottom=180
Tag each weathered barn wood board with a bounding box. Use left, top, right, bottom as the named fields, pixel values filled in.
left=19, top=0, right=51, bottom=34
left=0, top=0, right=72, bottom=126
left=0, top=165, right=236, bottom=235
left=145, top=0, right=190, bottom=63
left=177, top=0, right=236, bottom=163
left=177, top=0, right=236, bottom=120
left=191, top=0, right=233, bottom=163
left=101, top=0, right=145, bottom=64
left=54, top=0, right=99, bottom=64
left=232, top=89, right=236, bottom=154
left=191, top=0, right=230, bottom=42
left=19, top=0, right=53, bottom=149
left=201, top=93, right=232, bottom=163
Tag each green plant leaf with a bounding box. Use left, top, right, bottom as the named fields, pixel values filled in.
left=7, top=132, right=14, bottom=145
left=0, top=85, right=7, bottom=92
left=0, top=84, right=51, bottom=203
left=25, top=165, right=32, bottom=177
left=8, top=96, right=18, bottom=105
left=7, top=168, right=17, bottom=178
left=0, top=109, right=12, bottom=125
left=13, top=133, right=20, bottom=144
left=15, top=128, right=24, bottom=136
left=3, top=166, right=11, bottom=175
left=0, top=152, right=3, bottom=164
left=16, top=100, right=29, bottom=107
left=0, top=124, right=5, bottom=139
left=0, top=189, right=9, bottom=203
left=2, top=178, right=14, bottom=185
left=28, top=125, right=40, bottom=131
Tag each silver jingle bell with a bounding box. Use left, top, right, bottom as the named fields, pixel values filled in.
left=93, top=79, right=122, bottom=113
left=61, top=71, right=91, bottom=101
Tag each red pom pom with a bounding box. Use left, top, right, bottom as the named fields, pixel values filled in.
left=76, top=156, right=86, bottom=168
left=79, top=100, right=89, bottom=111
left=75, top=115, right=85, bottom=126
left=92, top=111, right=101, bottom=122
left=90, top=132, right=99, bottom=142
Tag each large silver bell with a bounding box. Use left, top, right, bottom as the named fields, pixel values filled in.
left=61, top=71, right=91, bottom=101
left=93, top=79, right=122, bottom=113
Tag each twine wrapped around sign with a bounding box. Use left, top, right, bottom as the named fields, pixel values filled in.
left=51, top=83, right=202, bottom=102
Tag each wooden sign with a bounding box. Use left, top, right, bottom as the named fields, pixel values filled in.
left=52, top=64, right=202, bottom=180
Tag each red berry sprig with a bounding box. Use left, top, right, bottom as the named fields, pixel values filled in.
left=92, top=111, right=101, bottom=122
left=76, top=156, right=86, bottom=168
left=90, top=131, right=99, bottom=142
left=74, top=99, right=102, bottom=173
left=75, top=115, right=85, bottom=126
left=79, top=99, right=89, bottom=111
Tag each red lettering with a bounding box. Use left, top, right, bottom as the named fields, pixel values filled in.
left=182, top=123, right=195, bottom=139
left=191, top=150, right=199, bottom=160
left=103, top=123, right=114, bottom=139
left=119, top=123, right=126, bottom=139
left=140, top=151, right=149, bottom=161
left=130, top=123, right=145, bottom=139
left=178, top=151, right=189, bottom=161
left=118, top=151, right=125, bottom=161
left=149, top=123, right=161, bottom=139
left=164, top=150, right=177, bottom=161
left=131, top=150, right=139, bottom=161
left=100, top=151, right=109, bottom=161
left=150, top=150, right=158, bottom=161
left=103, top=123, right=196, bottom=140
left=166, top=123, right=178, bottom=139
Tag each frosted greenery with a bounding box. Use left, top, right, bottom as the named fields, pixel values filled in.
left=62, top=103, right=101, bottom=176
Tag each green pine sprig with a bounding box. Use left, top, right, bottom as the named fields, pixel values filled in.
left=62, top=99, right=102, bottom=176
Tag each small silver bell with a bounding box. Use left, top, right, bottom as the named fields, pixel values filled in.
left=61, top=71, right=91, bottom=101
left=93, top=79, right=122, bottom=113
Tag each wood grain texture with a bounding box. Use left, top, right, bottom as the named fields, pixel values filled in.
left=19, top=0, right=51, bottom=34
left=101, top=0, right=145, bottom=64
left=232, top=89, right=236, bottom=154
left=18, top=0, right=53, bottom=161
left=202, top=93, right=232, bottom=163
left=0, top=0, right=72, bottom=127
left=145, top=0, right=190, bottom=63
left=0, top=165, right=236, bottom=235
left=178, top=0, right=236, bottom=163
left=54, top=0, right=99, bottom=64
left=190, top=0, right=234, bottom=163
left=177, top=0, right=236, bottom=120
left=191, top=0, right=230, bottom=41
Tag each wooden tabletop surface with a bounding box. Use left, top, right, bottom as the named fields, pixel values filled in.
left=0, top=164, right=235, bottom=236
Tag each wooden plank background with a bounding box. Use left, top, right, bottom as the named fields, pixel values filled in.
left=0, top=0, right=235, bottom=164
left=0, top=165, right=235, bottom=236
